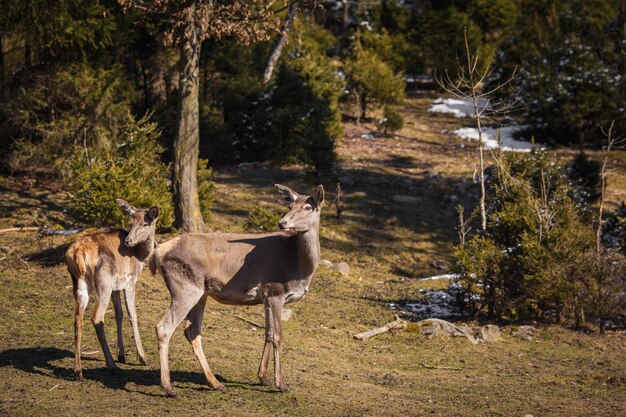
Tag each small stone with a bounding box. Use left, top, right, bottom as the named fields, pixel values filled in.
left=511, top=325, right=535, bottom=341
left=479, top=325, right=502, bottom=343
left=430, top=260, right=449, bottom=271
left=330, top=262, right=350, bottom=277
left=281, top=308, right=293, bottom=322
left=338, top=175, right=355, bottom=186
left=319, top=259, right=333, bottom=267
left=392, top=195, right=421, bottom=204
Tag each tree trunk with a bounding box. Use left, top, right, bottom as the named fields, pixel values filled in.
left=0, top=30, right=4, bottom=88
left=342, top=0, right=350, bottom=32
left=173, top=4, right=206, bottom=233
left=360, top=93, right=367, bottom=121
left=262, top=1, right=298, bottom=84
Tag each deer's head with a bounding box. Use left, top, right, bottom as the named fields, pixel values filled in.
left=116, top=199, right=159, bottom=247
left=275, top=184, right=324, bottom=233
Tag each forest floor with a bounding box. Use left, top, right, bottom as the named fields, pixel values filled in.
left=1, top=95, right=625, bottom=417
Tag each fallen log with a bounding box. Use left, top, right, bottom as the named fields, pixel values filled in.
left=0, top=226, right=40, bottom=234
left=353, top=316, right=407, bottom=340
left=0, top=226, right=82, bottom=236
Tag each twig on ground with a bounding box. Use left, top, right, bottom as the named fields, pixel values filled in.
left=419, top=362, right=464, bottom=371
left=353, top=316, right=407, bottom=340
left=233, top=314, right=264, bottom=328
left=17, top=255, right=32, bottom=272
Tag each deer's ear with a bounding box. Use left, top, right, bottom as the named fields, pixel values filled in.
left=116, top=199, right=137, bottom=216
left=275, top=184, right=300, bottom=203
left=313, top=185, right=325, bottom=207
left=148, top=206, right=159, bottom=221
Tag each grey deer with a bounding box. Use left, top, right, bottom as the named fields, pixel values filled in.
left=150, top=184, right=324, bottom=397
left=65, top=199, right=158, bottom=380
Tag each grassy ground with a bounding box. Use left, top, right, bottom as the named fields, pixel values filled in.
left=1, top=96, right=625, bottom=417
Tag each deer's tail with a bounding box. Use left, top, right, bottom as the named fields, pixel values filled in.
left=65, top=244, right=87, bottom=281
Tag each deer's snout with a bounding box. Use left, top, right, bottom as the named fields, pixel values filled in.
left=124, top=236, right=135, bottom=246
left=278, top=219, right=290, bottom=230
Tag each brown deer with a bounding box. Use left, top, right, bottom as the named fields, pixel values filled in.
left=65, top=199, right=158, bottom=380
left=151, top=184, right=324, bottom=397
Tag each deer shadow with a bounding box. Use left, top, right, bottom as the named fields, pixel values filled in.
left=0, top=347, right=274, bottom=395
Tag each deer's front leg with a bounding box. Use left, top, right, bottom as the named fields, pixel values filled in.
left=258, top=301, right=273, bottom=386
left=111, top=291, right=125, bottom=364
left=268, top=296, right=291, bottom=393
left=124, top=285, right=148, bottom=365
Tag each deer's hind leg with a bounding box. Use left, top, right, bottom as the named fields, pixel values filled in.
left=73, top=276, right=89, bottom=381
left=156, top=282, right=204, bottom=397
left=183, top=294, right=226, bottom=392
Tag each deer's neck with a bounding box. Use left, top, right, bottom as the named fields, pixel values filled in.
left=132, top=235, right=156, bottom=262
left=295, top=226, right=320, bottom=278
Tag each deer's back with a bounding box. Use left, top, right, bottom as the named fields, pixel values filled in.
left=66, top=229, right=140, bottom=282
left=159, top=232, right=299, bottom=304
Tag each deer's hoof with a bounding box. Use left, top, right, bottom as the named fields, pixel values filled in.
left=216, top=384, right=227, bottom=393
left=165, top=389, right=177, bottom=398
left=259, top=377, right=271, bottom=386
left=118, top=354, right=126, bottom=364
left=109, top=365, right=118, bottom=375
left=74, top=370, right=83, bottom=381
left=279, top=384, right=292, bottom=393
left=138, top=357, right=149, bottom=366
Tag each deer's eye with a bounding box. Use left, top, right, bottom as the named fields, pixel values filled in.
left=304, top=205, right=312, bottom=211
left=143, top=223, right=149, bottom=227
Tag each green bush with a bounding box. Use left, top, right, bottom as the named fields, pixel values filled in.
left=73, top=114, right=173, bottom=228
left=344, top=39, right=405, bottom=122
left=2, top=63, right=136, bottom=177
left=378, top=107, right=404, bottom=136
left=243, top=204, right=281, bottom=232
left=454, top=148, right=601, bottom=322
left=490, top=0, right=624, bottom=145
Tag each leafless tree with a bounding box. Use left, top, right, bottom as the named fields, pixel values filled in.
left=437, top=27, right=517, bottom=232
left=596, top=120, right=624, bottom=255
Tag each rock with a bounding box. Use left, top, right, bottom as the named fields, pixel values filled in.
left=319, top=259, right=333, bottom=267
left=479, top=325, right=502, bottom=343
left=392, top=195, right=421, bottom=204
left=430, top=260, right=449, bottom=271
left=338, top=175, right=355, bottom=186
left=330, top=262, right=350, bottom=276
left=281, top=308, right=293, bottom=322
left=511, top=325, right=535, bottom=341
left=385, top=216, right=399, bottom=226
left=417, top=318, right=478, bottom=344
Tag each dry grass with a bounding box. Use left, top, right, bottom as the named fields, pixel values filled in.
left=1, top=96, right=625, bottom=417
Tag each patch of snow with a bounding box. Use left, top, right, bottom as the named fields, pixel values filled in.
left=451, top=125, right=544, bottom=152
left=360, top=131, right=382, bottom=140
left=428, top=97, right=489, bottom=118
left=419, top=273, right=458, bottom=281
left=389, top=288, right=462, bottom=318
